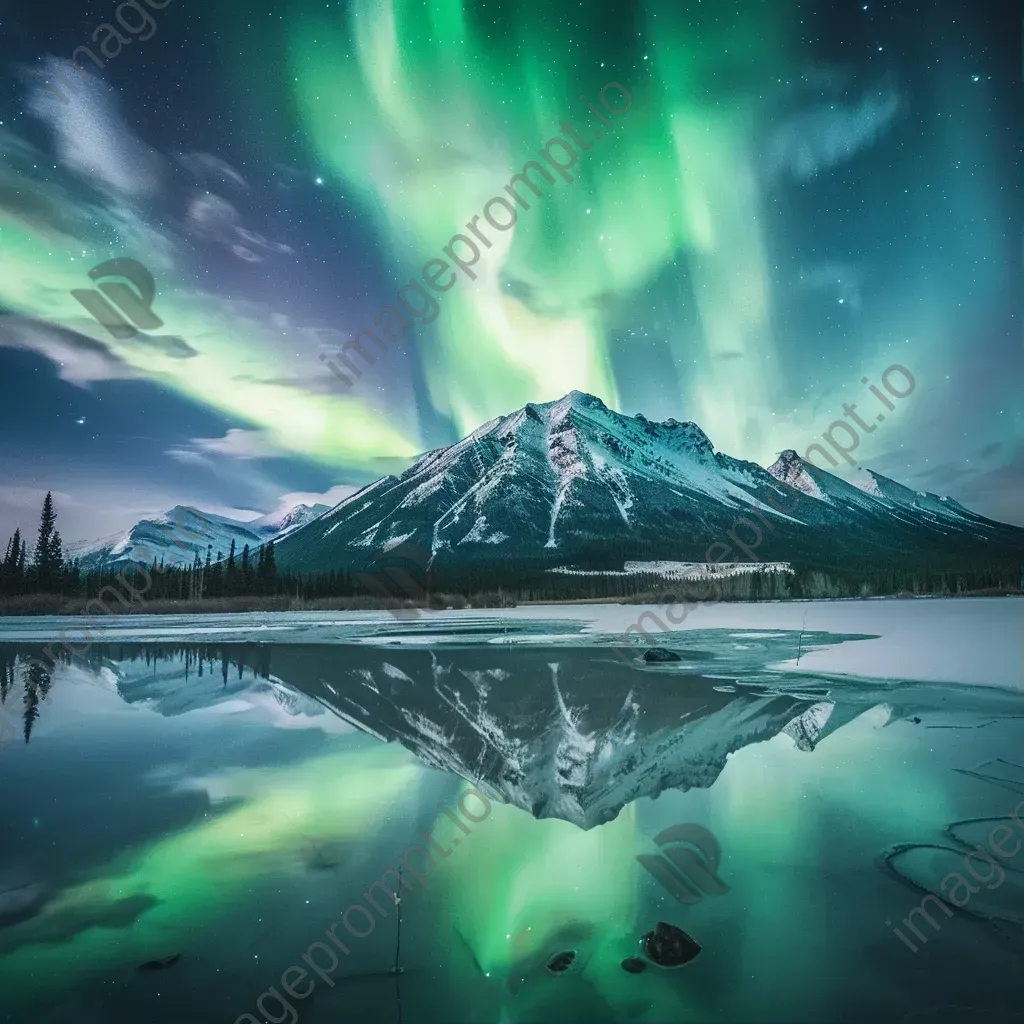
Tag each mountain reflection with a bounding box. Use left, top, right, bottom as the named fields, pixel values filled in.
left=4, top=630, right=1022, bottom=828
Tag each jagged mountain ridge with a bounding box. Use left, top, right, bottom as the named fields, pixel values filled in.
left=70, top=502, right=331, bottom=570
left=274, top=391, right=1023, bottom=573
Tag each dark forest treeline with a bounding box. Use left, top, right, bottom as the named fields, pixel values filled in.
left=0, top=557, right=1019, bottom=616
left=1, top=494, right=1021, bottom=615
left=0, top=498, right=281, bottom=603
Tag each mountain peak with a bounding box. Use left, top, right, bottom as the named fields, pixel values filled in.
left=770, top=449, right=804, bottom=473
left=531, top=392, right=715, bottom=454
left=766, top=449, right=825, bottom=499
left=567, top=389, right=607, bottom=407
left=545, top=390, right=610, bottom=420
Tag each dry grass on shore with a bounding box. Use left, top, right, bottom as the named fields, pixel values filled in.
left=0, top=592, right=495, bottom=617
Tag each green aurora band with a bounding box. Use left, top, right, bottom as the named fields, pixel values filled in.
left=286, top=0, right=796, bottom=450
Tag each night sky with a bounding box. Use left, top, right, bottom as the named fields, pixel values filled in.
left=0, top=0, right=1019, bottom=544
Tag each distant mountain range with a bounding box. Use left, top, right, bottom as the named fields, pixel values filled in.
left=69, top=502, right=330, bottom=570
left=73, top=391, right=1023, bottom=576
left=273, top=391, right=1024, bottom=574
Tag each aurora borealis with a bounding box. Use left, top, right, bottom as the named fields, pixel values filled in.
left=0, top=0, right=1019, bottom=542
left=4, top=627, right=1017, bottom=1024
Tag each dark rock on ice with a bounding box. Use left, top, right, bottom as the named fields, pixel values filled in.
left=642, top=648, right=682, bottom=663
left=621, top=956, right=647, bottom=974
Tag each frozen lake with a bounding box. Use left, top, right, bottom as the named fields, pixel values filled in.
left=0, top=597, right=1022, bottom=1023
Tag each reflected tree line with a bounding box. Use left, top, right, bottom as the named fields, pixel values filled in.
left=0, top=646, right=58, bottom=746
left=0, top=642, right=281, bottom=745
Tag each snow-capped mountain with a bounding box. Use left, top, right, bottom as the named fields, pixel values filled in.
left=274, top=391, right=1024, bottom=574
left=247, top=502, right=332, bottom=540
left=70, top=502, right=330, bottom=570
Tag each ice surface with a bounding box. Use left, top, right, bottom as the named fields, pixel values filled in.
left=4, top=600, right=1021, bottom=830
left=2, top=597, right=1016, bottom=689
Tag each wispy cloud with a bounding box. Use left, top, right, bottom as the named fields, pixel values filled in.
left=766, top=87, right=902, bottom=180
left=0, top=316, right=134, bottom=384
left=27, top=56, right=165, bottom=198
left=176, top=151, right=249, bottom=191
left=272, top=485, right=359, bottom=511
left=185, top=193, right=293, bottom=263
left=169, top=428, right=288, bottom=462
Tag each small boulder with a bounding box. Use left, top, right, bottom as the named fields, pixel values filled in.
left=643, top=648, right=682, bottom=663
left=621, top=956, right=647, bottom=974
left=641, top=922, right=701, bottom=967
left=546, top=950, right=576, bottom=973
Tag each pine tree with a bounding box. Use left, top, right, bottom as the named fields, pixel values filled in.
left=254, top=542, right=277, bottom=595
left=226, top=539, right=237, bottom=597
left=256, top=544, right=266, bottom=593
left=202, top=545, right=212, bottom=600
left=33, top=493, right=63, bottom=591
left=1, top=529, right=24, bottom=595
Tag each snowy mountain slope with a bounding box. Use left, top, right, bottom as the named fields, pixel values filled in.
left=248, top=503, right=331, bottom=539
left=766, top=451, right=1017, bottom=545
left=855, top=469, right=1006, bottom=534
left=70, top=502, right=330, bottom=570
left=275, top=392, right=1024, bottom=574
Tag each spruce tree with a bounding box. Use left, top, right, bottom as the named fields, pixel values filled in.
left=33, top=493, right=62, bottom=591
left=1, top=529, right=23, bottom=592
